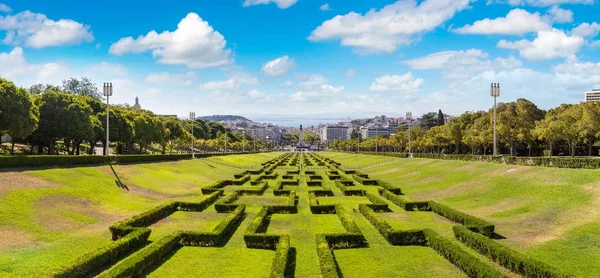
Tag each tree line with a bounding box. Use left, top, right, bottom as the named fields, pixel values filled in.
left=328, top=98, right=600, bottom=157
left=0, top=77, right=267, bottom=155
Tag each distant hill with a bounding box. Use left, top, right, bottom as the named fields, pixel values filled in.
left=199, top=115, right=250, bottom=122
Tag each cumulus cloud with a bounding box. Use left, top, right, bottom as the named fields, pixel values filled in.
left=571, top=22, right=600, bottom=38
left=280, top=81, right=294, bottom=88
left=298, top=74, right=328, bottom=86
left=320, top=4, right=331, bottom=11
left=547, top=6, right=573, bottom=23
left=243, top=0, right=298, bottom=9
left=500, top=0, right=593, bottom=6
left=262, top=55, right=295, bottom=77
left=145, top=71, right=197, bottom=86
left=453, top=9, right=550, bottom=35
left=109, top=13, right=232, bottom=69
left=0, top=4, right=11, bottom=13
left=0, top=11, right=94, bottom=48
left=369, top=72, right=423, bottom=91
left=309, top=0, right=471, bottom=53
left=200, top=78, right=238, bottom=91
left=498, top=29, right=584, bottom=60
left=0, top=47, right=70, bottom=86
left=291, top=84, right=344, bottom=102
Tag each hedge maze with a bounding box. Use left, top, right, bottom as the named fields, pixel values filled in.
left=51, top=152, right=570, bottom=277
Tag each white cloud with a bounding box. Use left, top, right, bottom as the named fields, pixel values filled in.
left=346, top=69, right=357, bottom=77
left=243, top=0, right=298, bottom=9
left=453, top=9, right=550, bottom=35
left=547, top=6, right=573, bottom=23
left=320, top=4, right=331, bottom=11
left=291, top=84, right=344, bottom=102
left=308, top=0, right=471, bottom=53
left=498, top=28, right=584, bottom=60
left=0, top=47, right=70, bottom=86
left=0, top=11, right=94, bottom=48
left=369, top=72, right=423, bottom=91
left=88, top=62, right=128, bottom=76
left=200, top=78, right=238, bottom=91
left=145, top=71, right=197, bottom=86
left=262, top=55, right=295, bottom=77
left=298, top=74, right=328, bottom=86
left=591, top=40, right=600, bottom=48
left=0, top=4, right=11, bottom=13
left=109, top=13, right=232, bottom=69
left=571, top=22, right=600, bottom=38
left=280, top=80, right=294, bottom=88
left=501, top=0, right=593, bottom=6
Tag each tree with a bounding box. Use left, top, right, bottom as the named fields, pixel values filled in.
left=464, top=113, right=492, bottom=154
left=64, top=98, right=95, bottom=155
left=62, top=77, right=102, bottom=100
left=33, top=91, right=73, bottom=154
left=0, top=78, right=39, bottom=154
left=577, top=102, right=600, bottom=156
left=534, top=105, right=569, bottom=157
left=28, top=84, right=61, bottom=95
left=420, top=112, right=439, bottom=129
left=437, top=109, right=445, bottom=126
left=514, top=99, right=545, bottom=156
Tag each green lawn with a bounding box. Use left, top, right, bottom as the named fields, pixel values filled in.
left=1, top=151, right=599, bottom=277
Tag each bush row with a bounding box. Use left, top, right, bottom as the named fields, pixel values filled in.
left=334, top=180, right=365, bottom=196
left=182, top=205, right=245, bottom=247
left=358, top=151, right=600, bottom=169
left=270, top=235, right=291, bottom=278
left=430, top=201, right=495, bottom=237
left=52, top=228, right=151, bottom=278
left=359, top=204, right=426, bottom=246
left=365, top=193, right=390, bottom=212
left=110, top=192, right=221, bottom=239
left=351, top=174, right=379, bottom=185
left=375, top=180, right=403, bottom=195
left=309, top=192, right=336, bottom=214
left=215, top=191, right=242, bottom=212
left=380, top=189, right=430, bottom=211
left=424, top=229, right=508, bottom=278
left=315, top=235, right=339, bottom=278
left=453, top=226, right=570, bottom=278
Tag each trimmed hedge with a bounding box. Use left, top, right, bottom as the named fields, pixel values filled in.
left=430, top=201, right=495, bottom=237
left=351, top=174, right=378, bottom=185
left=359, top=204, right=426, bottom=246
left=309, top=192, right=336, bottom=214
left=52, top=228, right=151, bottom=278
left=215, top=191, right=242, bottom=212
left=315, top=235, right=339, bottom=278
left=380, top=190, right=430, bottom=211
left=270, top=235, right=291, bottom=278
left=453, top=226, right=571, bottom=278
left=424, top=229, right=508, bottom=278
left=365, top=193, right=390, bottom=212
left=334, top=180, right=365, bottom=196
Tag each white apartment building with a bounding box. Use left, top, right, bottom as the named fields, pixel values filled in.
left=585, top=89, right=600, bottom=102
left=320, top=126, right=350, bottom=142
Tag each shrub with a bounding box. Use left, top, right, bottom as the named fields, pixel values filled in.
left=270, top=235, right=291, bottom=278
left=215, top=191, right=242, bottom=212
left=429, top=202, right=495, bottom=237
left=359, top=204, right=425, bottom=246
left=424, top=229, right=507, bottom=278
left=380, top=190, right=429, bottom=211
left=453, top=226, right=570, bottom=278
left=52, top=228, right=151, bottom=278
left=315, top=235, right=339, bottom=278
left=334, top=180, right=365, bottom=196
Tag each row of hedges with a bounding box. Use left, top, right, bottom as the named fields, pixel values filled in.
left=101, top=206, right=245, bottom=277
left=351, top=174, right=379, bottom=185
left=315, top=235, right=339, bottom=278
left=430, top=201, right=495, bottom=237
left=110, top=192, right=221, bottom=239
left=424, top=229, right=508, bottom=278
left=380, top=189, right=429, bottom=211
left=453, top=226, right=570, bottom=278
left=359, top=204, right=426, bottom=246
left=215, top=191, right=243, bottom=212
left=309, top=192, right=336, bottom=214
left=358, top=151, right=600, bottom=169
left=365, top=193, right=390, bottom=212
left=334, top=180, right=365, bottom=196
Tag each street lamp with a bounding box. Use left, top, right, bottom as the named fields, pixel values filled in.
left=103, top=83, right=113, bottom=156
left=490, top=83, right=500, bottom=156
left=406, top=112, right=412, bottom=158
left=190, top=111, right=195, bottom=158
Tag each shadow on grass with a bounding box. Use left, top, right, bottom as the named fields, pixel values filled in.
left=109, top=164, right=129, bottom=191
left=490, top=232, right=507, bottom=240
left=285, top=247, right=297, bottom=278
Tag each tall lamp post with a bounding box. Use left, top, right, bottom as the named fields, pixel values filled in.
left=103, top=83, right=113, bottom=156
left=490, top=83, right=500, bottom=156
left=190, top=111, right=195, bottom=158
left=406, top=111, right=412, bottom=157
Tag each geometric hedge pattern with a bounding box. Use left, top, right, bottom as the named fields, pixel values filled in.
left=51, top=153, right=568, bottom=278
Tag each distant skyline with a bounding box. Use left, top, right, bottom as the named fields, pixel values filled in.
left=0, top=0, right=599, bottom=121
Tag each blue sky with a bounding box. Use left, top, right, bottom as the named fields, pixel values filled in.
left=0, top=0, right=599, bottom=125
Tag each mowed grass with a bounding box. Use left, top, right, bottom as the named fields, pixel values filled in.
left=0, top=153, right=277, bottom=277
left=321, top=152, right=600, bottom=277
left=203, top=152, right=284, bottom=167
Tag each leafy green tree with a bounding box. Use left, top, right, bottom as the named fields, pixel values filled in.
left=464, top=113, right=492, bottom=154
left=577, top=102, right=600, bottom=156
left=64, top=98, right=95, bottom=155
left=534, top=105, right=570, bottom=157
left=61, top=77, right=102, bottom=100
left=419, top=112, right=439, bottom=129
left=33, top=91, right=73, bottom=154
left=0, top=78, right=39, bottom=154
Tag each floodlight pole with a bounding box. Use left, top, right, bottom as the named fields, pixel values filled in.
left=103, top=83, right=113, bottom=156
left=491, top=83, right=500, bottom=156
left=190, top=111, right=195, bottom=158
left=406, top=112, right=412, bottom=158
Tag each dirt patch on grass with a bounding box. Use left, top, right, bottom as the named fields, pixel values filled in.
left=0, top=172, right=60, bottom=196
left=0, top=225, right=33, bottom=250
left=379, top=168, right=401, bottom=174
left=35, top=195, right=120, bottom=232
left=381, top=213, right=409, bottom=221
left=470, top=199, right=529, bottom=217
left=400, top=171, right=420, bottom=177
left=409, top=182, right=475, bottom=200
left=415, top=176, right=443, bottom=185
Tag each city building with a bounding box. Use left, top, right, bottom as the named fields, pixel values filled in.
left=320, top=126, right=350, bottom=142
left=585, top=89, right=600, bottom=102
left=360, top=127, right=391, bottom=139
left=246, top=126, right=282, bottom=143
